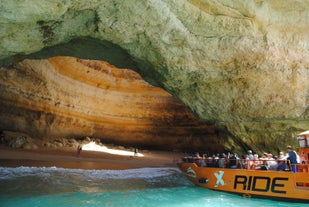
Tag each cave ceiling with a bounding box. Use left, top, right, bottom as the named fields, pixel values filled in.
left=0, top=0, right=308, bottom=154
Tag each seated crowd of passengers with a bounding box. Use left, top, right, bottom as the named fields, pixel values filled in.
left=188, top=147, right=301, bottom=171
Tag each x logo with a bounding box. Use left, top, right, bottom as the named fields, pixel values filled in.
left=214, top=171, right=225, bottom=187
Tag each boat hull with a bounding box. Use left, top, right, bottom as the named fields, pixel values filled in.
left=178, top=162, right=309, bottom=202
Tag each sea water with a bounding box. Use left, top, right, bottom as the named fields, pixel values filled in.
left=0, top=167, right=307, bottom=207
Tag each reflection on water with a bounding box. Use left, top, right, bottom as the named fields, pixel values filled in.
left=0, top=167, right=307, bottom=207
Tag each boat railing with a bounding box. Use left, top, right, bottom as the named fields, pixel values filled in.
left=181, top=156, right=309, bottom=172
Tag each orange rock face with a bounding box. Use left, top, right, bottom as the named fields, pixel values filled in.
left=0, top=57, right=219, bottom=151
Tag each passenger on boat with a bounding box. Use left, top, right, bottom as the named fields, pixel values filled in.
left=238, top=154, right=248, bottom=169
left=277, top=151, right=287, bottom=171
left=266, top=153, right=278, bottom=170
left=218, top=153, right=226, bottom=168
left=228, top=153, right=238, bottom=169
left=258, top=152, right=269, bottom=169
left=214, top=154, right=220, bottom=167
left=194, top=152, right=202, bottom=166
left=250, top=154, right=262, bottom=169
left=207, top=155, right=214, bottom=167
left=300, top=153, right=308, bottom=164
left=286, top=145, right=298, bottom=172
left=261, top=152, right=268, bottom=161
left=200, top=154, right=207, bottom=167
left=247, top=150, right=254, bottom=160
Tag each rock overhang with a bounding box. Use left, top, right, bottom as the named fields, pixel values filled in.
left=0, top=0, right=308, bottom=154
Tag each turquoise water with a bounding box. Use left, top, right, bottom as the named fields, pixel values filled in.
left=0, top=167, right=307, bottom=207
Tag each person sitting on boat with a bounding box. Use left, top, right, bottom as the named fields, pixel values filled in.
left=200, top=154, right=207, bottom=167
left=258, top=152, right=269, bottom=169
left=277, top=151, right=287, bottom=171
left=250, top=154, right=262, bottom=169
left=194, top=152, right=202, bottom=166
left=218, top=153, right=226, bottom=168
left=213, top=154, right=220, bottom=167
left=261, top=152, right=268, bottom=162
left=228, top=153, right=238, bottom=169
left=285, top=145, right=298, bottom=172
left=207, top=155, right=214, bottom=167
left=247, top=150, right=254, bottom=160
left=266, top=153, right=278, bottom=170
left=300, top=153, right=308, bottom=164
left=238, top=154, right=248, bottom=169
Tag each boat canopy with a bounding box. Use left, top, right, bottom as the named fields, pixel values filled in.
left=298, top=130, right=309, bottom=136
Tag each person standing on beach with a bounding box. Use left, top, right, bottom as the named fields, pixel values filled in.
left=134, top=148, right=138, bottom=157
left=77, top=145, right=82, bottom=157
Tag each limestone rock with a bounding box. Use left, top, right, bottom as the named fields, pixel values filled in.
left=0, top=0, right=308, bottom=153
left=0, top=57, right=218, bottom=151
left=1, top=131, right=38, bottom=149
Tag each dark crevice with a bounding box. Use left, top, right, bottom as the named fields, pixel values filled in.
left=0, top=37, right=138, bottom=70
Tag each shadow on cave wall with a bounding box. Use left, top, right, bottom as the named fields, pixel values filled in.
left=0, top=37, right=137, bottom=69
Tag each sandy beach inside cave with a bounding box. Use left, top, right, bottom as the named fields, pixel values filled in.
left=0, top=146, right=185, bottom=170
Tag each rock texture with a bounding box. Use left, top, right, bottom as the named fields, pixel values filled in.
left=0, top=57, right=219, bottom=151
left=0, top=0, right=308, bottom=153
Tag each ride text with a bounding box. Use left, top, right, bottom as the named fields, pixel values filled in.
left=233, top=175, right=288, bottom=194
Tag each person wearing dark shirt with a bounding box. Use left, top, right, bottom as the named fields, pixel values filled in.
left=228, top=153, right=237, bottom=169
left=286, top=145, right=298, bottom=172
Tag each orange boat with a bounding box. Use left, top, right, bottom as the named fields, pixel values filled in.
left=178, top=130, right=309, bottom=202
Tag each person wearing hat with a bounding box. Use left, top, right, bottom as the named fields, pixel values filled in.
left=277, top=151, right=287, bottom=171
left=266, top=153, right=277, bottom=170
left=285, top=145, right=298, bottom=172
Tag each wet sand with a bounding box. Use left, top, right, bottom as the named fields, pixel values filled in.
left=0, top=146, right=184, bottom=170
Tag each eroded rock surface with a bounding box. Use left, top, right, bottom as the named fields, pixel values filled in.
left=0, top=57, right=219, bottom=151
left=0, top=0, right=308, bottom=153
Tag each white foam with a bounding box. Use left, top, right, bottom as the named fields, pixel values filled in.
left=0, top=166, right=181, bottom=180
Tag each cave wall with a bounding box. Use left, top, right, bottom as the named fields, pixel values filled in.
left=0, top=56, right=220, bottom=151
left=0, top=0, right=308, bottom=153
